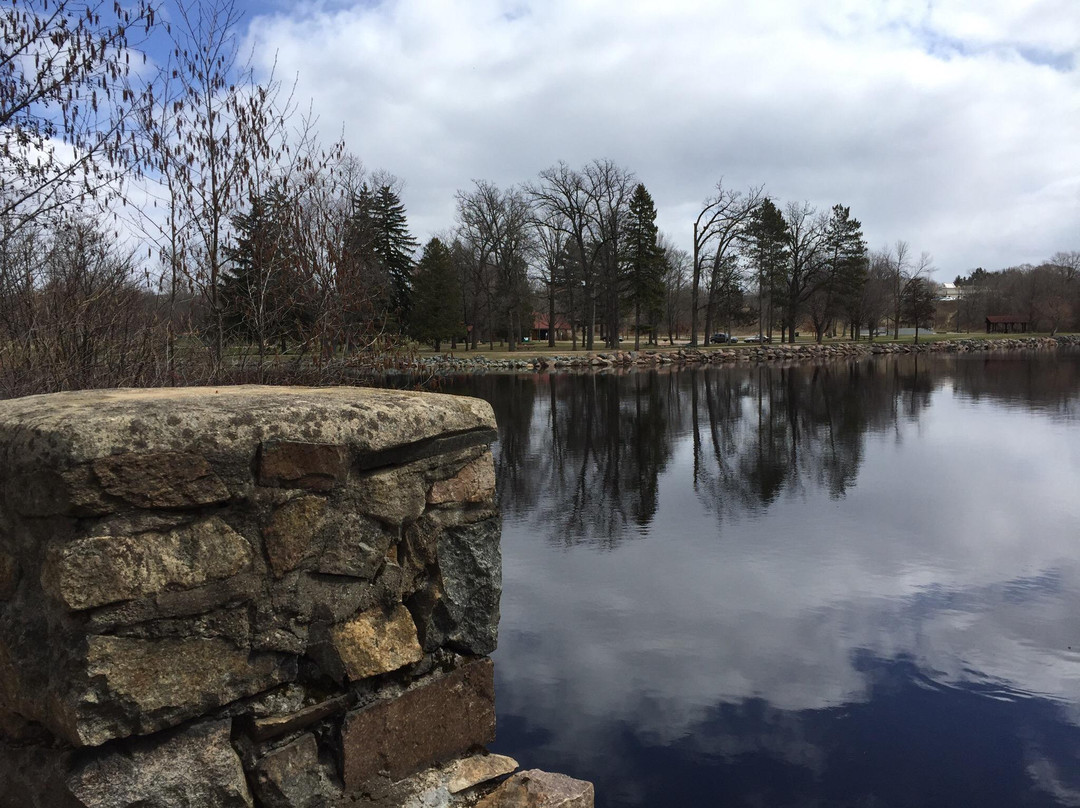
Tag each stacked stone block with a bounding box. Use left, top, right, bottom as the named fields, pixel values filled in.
left=0, top=386, right=590, bottom=807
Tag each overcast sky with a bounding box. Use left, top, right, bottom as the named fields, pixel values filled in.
left=233, top=0, right=1078, bottom=280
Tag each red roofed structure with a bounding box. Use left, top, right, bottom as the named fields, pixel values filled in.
left=985, top=315, right=1030, bottom=334
left=531, top=314, right=572, bottom=342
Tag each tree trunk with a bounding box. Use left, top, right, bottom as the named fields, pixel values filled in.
left=548, top=283, right=556, bottom=348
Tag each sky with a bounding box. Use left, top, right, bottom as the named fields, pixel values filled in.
left=222, top=0, right=1078, bottom=280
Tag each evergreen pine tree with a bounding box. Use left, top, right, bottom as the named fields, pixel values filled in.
left=410, top=237, right=463, bottom=351
left=221, top=188, right=303, bottom=353
left=372, top=184, right=419, bottom=330
left=825, top=205, right=869, bottom=339
left=343, top=182, right=418, bottom=335
left=746, top=198, right=789, bottom=339
left=622, top=183, right=664, bottom=348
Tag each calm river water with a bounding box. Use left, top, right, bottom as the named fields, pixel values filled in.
left=441, top=352, right=1080, bottom=808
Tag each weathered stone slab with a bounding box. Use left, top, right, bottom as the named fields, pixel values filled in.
left=41, top=517, right=252, bottom=611
left=245, top=692, right=352, bottom=743
left=447, top=753, right=519, bottom=794
left=92, top=451, right=230, bottom=509
left=428, top=453, right=497, bottom=506
left=67, top=719, right=254, bottom=808
left=263, top=495, right=326, bottom=577
left=259, top=442, right=347, bottom=492
left=476, top=770, right=595, bottom=808
left=326, top=604, right=424, bottom=681
left=342, top=658, right=496, bottom=788
left=251, top=733, right=339, bottom=808
left=73, top=636, right=294, bottom=746
left=0, top=386, right=496, bottom=468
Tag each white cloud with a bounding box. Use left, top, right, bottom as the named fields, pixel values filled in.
left=241, top=0, right=1080, bottom=276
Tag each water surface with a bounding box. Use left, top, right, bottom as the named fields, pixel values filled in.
left=443, top=352, right=1080, bottom=808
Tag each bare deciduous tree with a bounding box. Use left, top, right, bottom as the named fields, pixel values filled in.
left=1, top=0, right=157, bottom=234
left=690, top=182, right=762, bottom=346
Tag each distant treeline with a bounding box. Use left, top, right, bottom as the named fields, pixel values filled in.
left=2, top=0, right=1076, bottom=399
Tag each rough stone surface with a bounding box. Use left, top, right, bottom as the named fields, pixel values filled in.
left=251, top=733, right=339, bottom=808
left=0, top=552, right=16, bottom=600
left=0, top=386, right=496, bottom=467
left=342, top=658, right=496, bottom=787
left=263, top=496, right=327, bottom=577
left=326, top=604, right=424, bottom=682
left=447, top=753, right=519, bottom=794
left=92, top=451, right=230, bottom=509
left=0, top=740, right=81, bottom=808
left=0, top=385, right=544, bottom=808
left=476, top=770, right=595, bottom=808
left=67, top=719, right=254, bottom=808
left=437, top=518, right=502, bottom=656
left=76, top=636, right=293, bottom=746
left=245, top=692, right=352, bottom=743
left=259, top=442, right=348, bottom=491
left=358, top=466, right=427, bottom=526
left=427, top=454, right=497, bottom=506
left=41, top=517, right=252, bottom=611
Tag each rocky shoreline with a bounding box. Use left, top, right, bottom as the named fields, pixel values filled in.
left=398, top=335, right=1080, bottom=374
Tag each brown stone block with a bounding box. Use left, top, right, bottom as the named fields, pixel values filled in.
left=259, top=442, right=347, bottom=491
left=326, top=605, right=423, bottom=682
left=427, top=452, right=497, bottom=506
left=476, top=770, right=595, bottom=808
left=357, top=466, right=426, bottom=526
left=342, top=658, right=495, bottom=788
left=41, top=517, right=253, bottom=611
left=72, top=636, right=294, bottom=747
left=262, top=496, right=326, bottom=578
left=92, top=451, right=230, bottom=509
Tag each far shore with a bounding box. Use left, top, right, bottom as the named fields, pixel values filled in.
left=392, top=333, right=1080, bottom=374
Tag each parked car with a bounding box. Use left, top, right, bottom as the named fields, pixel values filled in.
left=710, top=333, right=735, bottom=344
left=743, top=335, right=772, bottom=344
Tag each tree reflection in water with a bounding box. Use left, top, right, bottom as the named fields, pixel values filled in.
left=435, top=351, right=1080, bottom=808
left=445, top=353, right=996, bottom=547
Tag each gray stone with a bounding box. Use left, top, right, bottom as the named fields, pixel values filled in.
left=67, top=719, right=254, bottom=808
left=0, top=552, right=16, bottom=600
left=438, top=517, right=502, bottom=656
left=314, top=511, right=393, bottom=579
left=41, top=517, right=253, bottom=611
left=70, top=635, right=294, bottom=747
left=0, top=387, right=496, bottom=469
left=252, top=733, right=340, bottom=808
left=0, top=741, right=81, bottom=808
left=357, top=466, right=427, bottom=526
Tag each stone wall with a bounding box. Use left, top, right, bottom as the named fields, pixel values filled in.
left=394, top=334, right=1080, bottom=372
left=0, top=386, right=592, bottom=808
